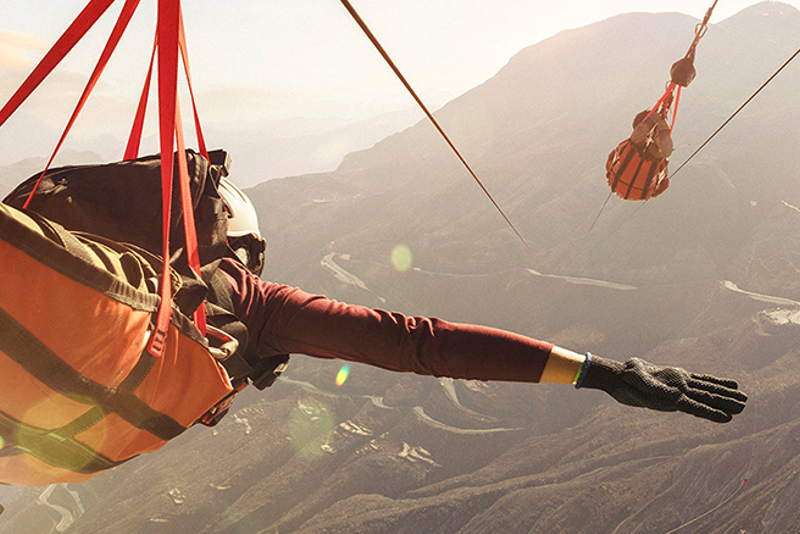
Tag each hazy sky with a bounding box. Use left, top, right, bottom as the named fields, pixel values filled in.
left=0, top=1, right=797, bottom=153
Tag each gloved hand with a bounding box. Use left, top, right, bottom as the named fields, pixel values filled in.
left=576, top=355, right=747, bottom=423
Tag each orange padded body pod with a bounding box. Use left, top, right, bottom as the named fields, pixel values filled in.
left=0, top=204, right=232, bottom=486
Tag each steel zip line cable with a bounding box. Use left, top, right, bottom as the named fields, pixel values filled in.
left=597, top=44, right=800, bottom=243
left=672, top=45, right=800, bottom=178
left=600, top=40, right=800, bottom=243
left=339, top=0, right=536, bottom=257
left=595, top=23, right=799, bottom=242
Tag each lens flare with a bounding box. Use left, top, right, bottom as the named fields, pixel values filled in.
left=391, top=244, right=412, bottom=272
left=335, top=365, right=349, bottom=387
left=288, top=399, right=334, bottom=461
left=18, top=397, right=102, bottom=474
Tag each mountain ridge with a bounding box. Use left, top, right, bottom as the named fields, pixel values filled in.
left=2, top=4, right=800, bottom=533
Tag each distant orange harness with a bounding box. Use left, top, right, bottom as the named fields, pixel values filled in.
left=605, top=139, right=670, bottom=201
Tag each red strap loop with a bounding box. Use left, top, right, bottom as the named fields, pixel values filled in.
left=670, top=86, right=682, bottom=134
left=125, top=32, right=157, bottom=160
left=148, top=0, right=207, bottom=356
left=148, top=0, right=181, bottom=357
left=0, top=0, right=115, bottom=130
left=174, top=98, right=207, bottom=333
left=24, top=0, right=141, bottom=208
left=0, top=0, right=209, bottom=357
left=178, top=9, right=208, bottom=161
left=123, top=7, right=207, bottom=162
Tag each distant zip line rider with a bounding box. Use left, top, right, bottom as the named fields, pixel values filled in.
left=216, top=181, right=747, bottom=424
left=631, top=108, right=674, bottom=160
left=605, top=107, right=673, bottom=201
left=605, top=14, right=705, bottom=202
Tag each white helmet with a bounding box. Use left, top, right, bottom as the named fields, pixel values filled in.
left=218, top=177, right=262, bottom=239
left=218, top=177, right=266, bottom=275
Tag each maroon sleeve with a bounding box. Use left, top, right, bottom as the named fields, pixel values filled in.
left=218, top=259, right=552, bottom=383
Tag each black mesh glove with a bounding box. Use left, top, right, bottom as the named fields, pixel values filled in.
left=576, top=355, right=747, bottom=423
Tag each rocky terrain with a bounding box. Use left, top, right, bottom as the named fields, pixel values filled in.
left=2, top=3, right=800, bottom=533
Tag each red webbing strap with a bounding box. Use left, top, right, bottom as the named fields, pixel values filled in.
left=174, top=97, right=207, bottom=333
left=148, top=0, right=182, bottom=357
left=657, top=83, right=676, bottom=117
left=125, top=14, right=207, bottom=163
left=670, top=86, right=682, bottom=134
left=642, top=83, right=676, bottom=124
left=175, top=4, right=206, bottom=332
left=24, top=0, right=141, bottom=209
left=124, top=32, right=157, bottom=160
left=148, top=0, right=207, bottom=356
left=178, top=10, right=209, bottom=161
left=125, top=21, right=205, bottom=331
left=0, top=0, right=116, bottom=130
left=175, top=3, right=205, bottom=335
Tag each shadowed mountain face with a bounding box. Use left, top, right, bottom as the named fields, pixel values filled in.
left=3, top=3, right=800, bottom=533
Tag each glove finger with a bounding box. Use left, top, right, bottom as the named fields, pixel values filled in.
left=676, top=395, right=733, bottom=423
left=685, top=388, right=747, bottom=415
left=686, top=378, right=749, bottom=403
left=689, top=373, right=739, bottom=390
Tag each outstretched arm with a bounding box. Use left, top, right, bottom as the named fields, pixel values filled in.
left=219, top=259, right=747, bottom=422
left=220, top=257, right=553, bottom=382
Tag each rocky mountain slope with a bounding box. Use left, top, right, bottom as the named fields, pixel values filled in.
left=2, top=3, right=800, bottom=533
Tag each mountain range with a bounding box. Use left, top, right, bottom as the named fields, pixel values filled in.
left=0, top=98, right=453, bottom=190
left=2, top=3, right=800, bottom=533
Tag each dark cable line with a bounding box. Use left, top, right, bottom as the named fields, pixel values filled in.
left=672, top=45, right=800, bottom=178
left=600, top=201, right=646, bottom=245
left=340, top=0, right=797, bottom=254
left=583, top=1, right=717, bottom=236
left=587, top=191, right=614, bottom=234
left=338, top=0, right=536, bottom=257
left=598, top=42, right=800, bottom=242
